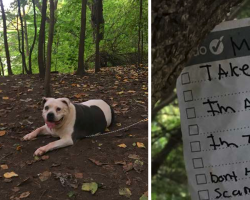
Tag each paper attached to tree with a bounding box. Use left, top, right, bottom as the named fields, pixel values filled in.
left=177, top=18, right=250, bottom=200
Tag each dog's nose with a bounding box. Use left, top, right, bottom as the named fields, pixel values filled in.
left=47, top=112, right=55, bottom=122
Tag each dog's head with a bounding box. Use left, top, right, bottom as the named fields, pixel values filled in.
left=42, top=97, right=71, bottom=129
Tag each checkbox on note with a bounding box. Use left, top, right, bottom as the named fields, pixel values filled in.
left=183, top=90, right=193, bottom=102
left=198, top=190, right=209, bottom=200
left=190, top=141, right=201, bottom=152
left=189, top=124, right=199, bottom=136
left=186, top=107, right=196, bottom=119
left=196, top=174, right=207, bottom=185
left=181, top=72, right=190, bottom=85
left=192, top=158, right=204, bottom=169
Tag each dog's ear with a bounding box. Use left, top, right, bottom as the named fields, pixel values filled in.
left=60, top=98, right=71, bottom=107
left=42, top=97, right=48, bottom=106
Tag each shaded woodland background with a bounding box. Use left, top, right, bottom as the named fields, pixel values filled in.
left=0, top=0, right=148, bottom=78
left=151, top=0, right=250, bottom=199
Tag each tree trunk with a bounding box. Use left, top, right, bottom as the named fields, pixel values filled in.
left=22, top=5, right=30, bottom=57
left=141, top=30, right=143, bottom=64
left=137, top=0, right=142, bottom=67
left=151, top=0, right=243, bottom=108
left=0, top=56, right=4, bottom=76
left=17, top=15, right=24, bottom=74
left=17, top=0, right=30, bottom=74
left=76, top=0, right=87, bottom=76
left=29, top=0, right=37, bottom=74
left=44, top=0, right=55, bottom=97
left=38, top=0, right=47, bottom=78
left=0, top=0, right=13, bottom=75
left=95, top=0, right=102, bottom=73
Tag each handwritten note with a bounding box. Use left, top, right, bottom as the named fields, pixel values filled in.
left=177, top=18, right=250, bottom=200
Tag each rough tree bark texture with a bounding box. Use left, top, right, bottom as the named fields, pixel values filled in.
left=44, top=0, right=55, bottom=97
left=76, top=0, right=87, bottom=76
left=0, top=0, right=13, bottom=75
left=152, top=0, right=243, bottom=108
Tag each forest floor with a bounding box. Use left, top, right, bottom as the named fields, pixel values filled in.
left=0, top=66, right=148, bottom=200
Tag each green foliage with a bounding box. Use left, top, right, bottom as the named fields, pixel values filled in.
left=0, top=0, right=148, bottom=75
left=152, top=101, right=191, bottom=200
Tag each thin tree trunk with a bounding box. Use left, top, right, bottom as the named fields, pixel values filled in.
left=38, top=0, right=47, bottom=78
left=141, top=30, right=143, bottom=64
left=22, top=5, right=29, bottom=57
left=17, top=15, right=24, bottom=74
left=137, top=0, right=142, bottom=67
left=76, top=0, right=87, bottom=76
left=29, top=0, right=37, bottom=74
left=0, top=0, right=13, bottom=75
left=44, top=0, right=55, bottom=97
left=17, top=0, right=30, bottom=74
left=0, top=56, right=4, bottom=76
left=95, top=0, right=101, bottom=73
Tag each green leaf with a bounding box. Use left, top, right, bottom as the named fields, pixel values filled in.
left=81, top=182, right=98, bottom=194
left=67, top=191, right=76, bottom=198
left=119, top=188, right=132, bottom=198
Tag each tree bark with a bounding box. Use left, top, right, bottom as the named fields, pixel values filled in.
left=38, top=0, right=47, bottom=78
left=152, top=0, right=243, bottom=108
left=95, top=0, right=102, bottom=73
left=28, top=0, right=37, bottom=74
left=76, top=0, right=87, bottom=76
left=17, top=0, right=30, bottom=74
left=22, top=4, right=30, bottom=57
left=44, top=0, right=55, bottom=97
left=0, top=0, right=13, bottom=75
left=17, top=15, right=24, bottom=74
left=0, top=56, right=4, bottom=76
left=137, top=0, right=142, bottom=67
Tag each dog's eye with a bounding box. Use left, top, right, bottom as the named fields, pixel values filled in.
left=45, top=106, right=49, bottom=110
left=56, top=107, right=61, bottom=112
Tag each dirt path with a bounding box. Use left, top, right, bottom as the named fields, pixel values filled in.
left=0, top=66, right=148, bottom=200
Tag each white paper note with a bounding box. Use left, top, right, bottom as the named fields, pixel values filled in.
left=177, top=18, right=250, bottom=200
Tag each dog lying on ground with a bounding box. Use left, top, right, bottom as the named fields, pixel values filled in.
left=23, top=98, right=114, bottom=156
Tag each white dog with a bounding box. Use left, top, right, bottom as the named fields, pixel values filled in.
left=23, top=98, right=114, bottom=156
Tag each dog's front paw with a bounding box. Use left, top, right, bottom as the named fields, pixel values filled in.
left=34, top=147, right=47, bottom=156
left=23, top=132, right=36, bottom=141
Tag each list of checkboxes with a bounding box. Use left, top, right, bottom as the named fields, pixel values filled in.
left=183, top=90, right=193, bottom=102
left=188, top=124, right=199, bottom=136
left=196, top=174, right=207, bottom=185
left=198, top=190, right=210, bottom=200
left=181, top=72, right=190, bottom=85
left=192, top=158, right=204, bottom=169
left=186, top=107, right=196, bottom=119
left=190, top=141, right=201, bottom=152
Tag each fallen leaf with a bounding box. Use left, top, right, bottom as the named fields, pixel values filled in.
left=81, top=182, right=98, bottom=194
left=88, top=158, right=103, bottom=166
left=75, top=173, right=83, bottom=179
left=11, top=187, right=20, bottom=192
left=127, top=90, right=136, bottom=93
left=132, top=142, right=136, bottom=147
left=137, top=142, right=146, bottom=148
left=115, top=161, right=126, bottom=165
left=68, top=191, right=76, bottom=198
left=139, top=191, right=148, bottom=200
left=19, top=191, right=30, bottom=199
left=133, top=160, right=144, bottom=173
left=117, top=91, right=124, bottom=95
left=4, top=172, right=18, bottom=179
left=1, top=164, right=8, bottom=169
left=39, top=171, right=51, bottom=182
left=2, top=97, right=9, bottom=100
left=119, top=188, right=132, bottom=198
left=34, top=156, right=41, bottom=161
left=0, top=131, right=6, bottom=136
left=16, top=145, right=22, bottom=151
left=128, top=154, right=140, bottom=160
left=118, top=144, right=127, bottom=148
left=116, top=123, right=121, bottom=127
left=105, top=128, right=110, bottom=132
left=41, top=155, right=49, bottom=160
left=0, top=90, right=2, bottom=93
left=123, top=163, right=133, bottom=172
